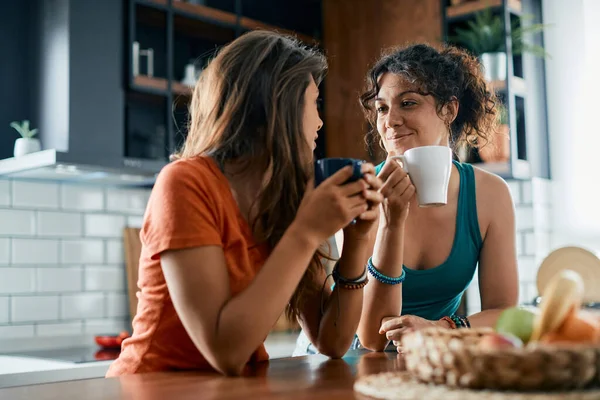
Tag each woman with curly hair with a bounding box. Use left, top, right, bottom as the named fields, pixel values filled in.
left=353, top=43, right=519, bottom=352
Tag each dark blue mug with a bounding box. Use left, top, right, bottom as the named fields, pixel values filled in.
left=314, top=157, right=364, bottom=187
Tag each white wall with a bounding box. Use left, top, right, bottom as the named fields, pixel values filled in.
left=543, top=0, right=600, bottom=250
left=466, top=178, right=553, bottom=314
left=0, top=178, right=150, bottom=339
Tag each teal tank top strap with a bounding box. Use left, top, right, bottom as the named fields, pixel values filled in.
left=453, top=161, right=483, bottom=248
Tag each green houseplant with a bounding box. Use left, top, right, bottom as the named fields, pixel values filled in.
left=451, top=7, right=550, bottom=81
left=10, top=120, right=41, bottom=157
left=479, top=103, right=510, bottom=163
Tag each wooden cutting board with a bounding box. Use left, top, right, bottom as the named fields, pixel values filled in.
left=123, top=227, right=142, bottom=325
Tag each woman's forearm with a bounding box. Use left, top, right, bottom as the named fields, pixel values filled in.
left=466, top=308, right=506, bottom=328
left=357, top=215, right=405, bottom=351
left=312, top=235, right=370, bottom=357
left=207, top=224, right=321, bottom=374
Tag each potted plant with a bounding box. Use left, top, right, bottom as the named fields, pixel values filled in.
left=10, top=120, right=41, bottom=157
left=479, top=103, right=510, bottom=163
left=451, top=7, right=550, bottom=81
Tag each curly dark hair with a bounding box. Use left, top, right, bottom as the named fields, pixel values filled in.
left=359, top=43, right=498, bottom=151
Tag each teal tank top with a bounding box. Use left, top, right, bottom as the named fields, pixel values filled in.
left=374, top=160, right=483, bottom=320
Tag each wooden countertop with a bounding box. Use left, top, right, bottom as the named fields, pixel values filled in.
left=0, top=350, right=403, bottom=400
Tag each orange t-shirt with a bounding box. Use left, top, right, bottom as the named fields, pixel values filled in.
left=106, top=156, right=270, bottom=376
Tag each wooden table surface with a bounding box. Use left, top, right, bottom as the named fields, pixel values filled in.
left=0, top=350, right=404, bottom=400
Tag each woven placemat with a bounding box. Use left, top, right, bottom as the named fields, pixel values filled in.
left=354, top=372, right=600, bottom=400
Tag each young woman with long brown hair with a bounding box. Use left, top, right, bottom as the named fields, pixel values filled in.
left=106, top=30, right=384, bottom=377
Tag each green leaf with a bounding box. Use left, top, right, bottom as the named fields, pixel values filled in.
left=10, top=122, right=25, bottom=137
left=28, top=128, right=38, bottom=138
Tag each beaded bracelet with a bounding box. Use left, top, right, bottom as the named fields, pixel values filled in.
left=336, top=276, right=369, bottom=290
left=367, top=257, right=405, bottom=285
left=449, top=314, right=471, bottom=328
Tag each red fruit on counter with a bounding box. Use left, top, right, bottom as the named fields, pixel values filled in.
left=478, top=332, right=523, bottom=350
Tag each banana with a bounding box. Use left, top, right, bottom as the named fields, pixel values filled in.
left=530, top=269, right=584, bottom=342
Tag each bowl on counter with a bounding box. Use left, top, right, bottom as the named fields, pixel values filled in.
left=94, top=331, right=130, bottom=350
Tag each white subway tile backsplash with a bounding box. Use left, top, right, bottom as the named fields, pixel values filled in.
left=0, top=238, right=8, bottom=264
left=106, top=189, right=149, bottom=215
left=0, top=209, right=35, bottom=235
left=519, top=282, right=537, bottom=305
left=0, top=297, right=9, bottom=323
left=516, top=205, right=534, bottom=231
left=84, top=214, right=126, bottom=238
left=521, top=181, right=533, bottom=204
left=517, top=256, right=539, bottom=282
left=61, top=185, right=104, bottom=211
left=0, top=325, right=35, bottom=338
left=12, top=181, right=59, bottom=209
left=61, top=293, right=105, bottom=319
left=506, top=180, right=521, bottom=204
left=106, top=293, right=129, bottom=318
left=85, top=267, right=126, bottom=291
left=532, top=178, right=552, bottom=205
left=0, top=268, right=35, bottom=294
left=38, top=211, right=82, bottom=237
left=127, top=216, right=143, bottom=228
left=536, top=232, right=552, bottom=260
left=84, top=318, right=129, bottom=334
left=11, top=296, right=59, bottom=322
left=37, top=268, right=83, bottom=293
left=12, top=239, right=59, bottom=264
left=0, top=179, right=152, bottom=337
left=61, top=240, right=104, bottom=264
left=36, top=321, right=83, bottom=337
left=106, top=240, right=124, bottom=265
left=534, top=205, right=552, bottom=232
left=524, top=232, right=536, bottom=256
left=0, top=180, right=10, bottom=206
left=516, top=233, right=524, bottom=256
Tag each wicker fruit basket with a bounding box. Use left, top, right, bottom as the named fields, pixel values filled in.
left=402, top=327, right=599, bottom=391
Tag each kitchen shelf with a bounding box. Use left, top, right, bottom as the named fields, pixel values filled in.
left=132, top=75, right=169, bottom=96
left=447, top=0, right=522, bottom=20
left=172, top=82, right=192, bottom=96
left=127, top=0, right=321, bottom=163
left=239, top=17, right=315, bottom=44
left=137, top=0, right=169, bottom=10
left=173, top=1, right=238, bottom=28
left=172, top=1, right=316, bottom=44
left=488, top=76, right=527, bottom=97
left=132, top=75, right=192, bottom=97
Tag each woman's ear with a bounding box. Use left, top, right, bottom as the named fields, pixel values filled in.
left=443, top=97, right=459, bottom=124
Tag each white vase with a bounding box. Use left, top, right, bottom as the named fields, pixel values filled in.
left=14, top=138, right=41, bottom=158
left=481, top=52, right=507, bottom=82
left=181, top=64, right=198, bottom=87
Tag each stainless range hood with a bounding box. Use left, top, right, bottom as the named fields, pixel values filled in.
left=0, top=0, right=167, bottom=187
left=0, top=150, right=165, bottom=186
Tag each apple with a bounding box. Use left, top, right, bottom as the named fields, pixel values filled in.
left=478, top=332, right=523, bottom=350
left=495, top=307, right=536, bottom=343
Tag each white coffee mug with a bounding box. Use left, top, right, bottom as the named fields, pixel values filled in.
left=390, top=145, right=452, bottom=207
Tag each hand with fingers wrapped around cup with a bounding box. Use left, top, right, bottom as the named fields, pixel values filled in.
left=376, top=152, right=415, bottom=224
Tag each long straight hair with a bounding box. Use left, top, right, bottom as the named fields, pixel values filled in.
left=174, top=31, right=328, bottom=320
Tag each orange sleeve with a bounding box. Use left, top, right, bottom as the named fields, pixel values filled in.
left=141, top=159, right=223, bottom=260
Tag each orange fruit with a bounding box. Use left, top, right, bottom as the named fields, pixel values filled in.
left=540, top=307, right=600, bottom=344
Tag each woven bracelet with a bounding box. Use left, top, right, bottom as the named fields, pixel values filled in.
left=367, top=257, right=405, bottom=285
left=331, top=261, right=368, bottom=284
